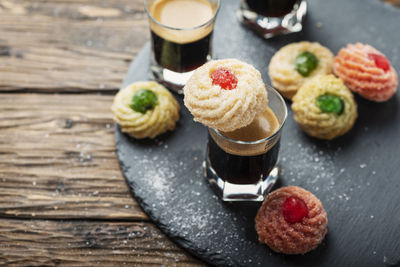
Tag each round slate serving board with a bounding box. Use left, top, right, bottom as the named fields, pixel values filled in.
left=116, top=0, right=400, bottom=266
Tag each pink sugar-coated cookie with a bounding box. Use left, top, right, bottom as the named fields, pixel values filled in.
left=333, top=43, right=398, bottom=102
left=255, top=186, right=327, bottom=255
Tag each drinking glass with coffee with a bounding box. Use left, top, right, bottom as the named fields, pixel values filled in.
left=237, top=0, right=307, bottom=38
left=204, top=86, right=287, bottom=201
left=145, top=0, right=220, bottom=93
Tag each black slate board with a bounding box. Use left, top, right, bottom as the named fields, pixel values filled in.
left=116, top=0, right=400, bottom=266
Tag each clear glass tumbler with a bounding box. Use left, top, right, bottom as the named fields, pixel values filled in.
left=144, top=0, right=220, bottom=93
left=204, top=86, right=287, bottom=201
left=237, top=0, right=307, bottom=39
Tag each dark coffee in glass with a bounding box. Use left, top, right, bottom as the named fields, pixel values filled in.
left=207, top=133, right=280, bottom=185
left=245, top=0, right=299, bottom=17
left=151, top=30, right=213, bottom=73
left=237, top=0, right=307, bottom=39
left=204, top=92, right=287, bottom=202
left=145, top=0, right=219, bottom=93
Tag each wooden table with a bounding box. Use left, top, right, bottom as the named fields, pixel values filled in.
left=2, top=0, right=400, bottom=266
left=0, top=0, right=204, bottom=265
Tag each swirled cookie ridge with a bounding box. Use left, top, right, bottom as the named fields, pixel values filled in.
left=255, top=186, right=328, bottom=254
left=183, top=59, right=268, bottom=132
left=111, top=81, right=180, bottom=139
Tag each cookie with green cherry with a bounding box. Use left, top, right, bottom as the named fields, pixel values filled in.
left=268, top=41, right=334, bottom=100
left=291, top=75, right=357, bottom=140
left=111, top=81, right=180, bottom=139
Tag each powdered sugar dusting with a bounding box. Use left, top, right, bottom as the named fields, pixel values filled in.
left=123, top=137, right=261, bottom=266
left=280, top=141, right=356, bottom=203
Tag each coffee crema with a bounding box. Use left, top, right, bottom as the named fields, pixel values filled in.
left=149, top=0, right=215, bottom=44
left=222, top=107, right=279, bottom=142
left=213, top=107, right=280, bottom=157
left=148, top=0, right=217, bottom=73
left=207, top=107, right=281, bottom=185
left=151, top=0, right=213, bottom=29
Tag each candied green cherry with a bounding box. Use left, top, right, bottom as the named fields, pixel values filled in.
left=130, top=89, right=158, bottom=114
left=316, top=94, right=344, bottom=115
left=295, top=51, right=319, bottom=77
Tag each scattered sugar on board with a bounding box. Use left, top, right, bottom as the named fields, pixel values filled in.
left=125, top=124, right=377, bottom=265
left=280, top=141, right=358, bottom=203
left=129, top=147, right=256, bottom=265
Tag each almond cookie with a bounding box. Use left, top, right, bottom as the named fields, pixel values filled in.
left=292, top=75, right=357, bottom=140
left=268, top=41, right=334, bottom=100
left=111, top=81, right=180, bottom=139
left=183, top=59, right=268, bottom=132
left=333, top=43, right=398, bottom=102
left=255, top=186, right=328, bottom=255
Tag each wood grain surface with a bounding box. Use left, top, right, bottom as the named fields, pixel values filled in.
left=0, top=94, right=145, bottom=220
left=0, top=94, right=205, bottom=265
left=0, top=0, right=147, bottom=93
left=0, top=219, right=203, bottom=266
left=3, top=0, right=397, bottom=265
left=385, top=0, right=400, bottom=6
left=0, top=0, right=205, bottom=265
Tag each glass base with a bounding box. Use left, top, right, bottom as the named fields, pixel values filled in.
left=150, top=64, right=194, bottom=94
left=236, top=0, right=307, bottom=39
left=203, top=161, right=280, bottom=202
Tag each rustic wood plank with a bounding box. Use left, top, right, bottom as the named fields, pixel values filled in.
left=0, top=0, right=149, bottom=93
left=0, top=93, right=149, bottom=220
left=384, top=0, right=400, bottom=6
left=0, top=219, right=205, bottom=266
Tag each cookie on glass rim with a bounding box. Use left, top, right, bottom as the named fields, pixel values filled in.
left=183, top=59, right=268, bottom=132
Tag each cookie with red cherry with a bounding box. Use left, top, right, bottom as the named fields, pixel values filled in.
left=183, top=59, right=268, bottom=132
left=255, top=186, right=327, bottom=254
left=333, top=43, right=398, bottom=102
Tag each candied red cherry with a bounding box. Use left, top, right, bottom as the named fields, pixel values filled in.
left=368, top=53, right=390, bottom=72
left=211, top=67, right=238, bottom=90
left=282, top=196, right=309, bottom=223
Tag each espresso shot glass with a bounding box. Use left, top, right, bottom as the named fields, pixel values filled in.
left=145, top=0, right=220, bottom=93
left=204, top=86, right=287, bottom=201
left=237, top=0, right=307, bottom=39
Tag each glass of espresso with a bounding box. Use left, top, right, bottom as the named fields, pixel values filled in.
left=204, top=86, right=287, bottom=201
left=145, top=0, right=220, bottom=93
left=237, top=0, right=307, bottom=39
